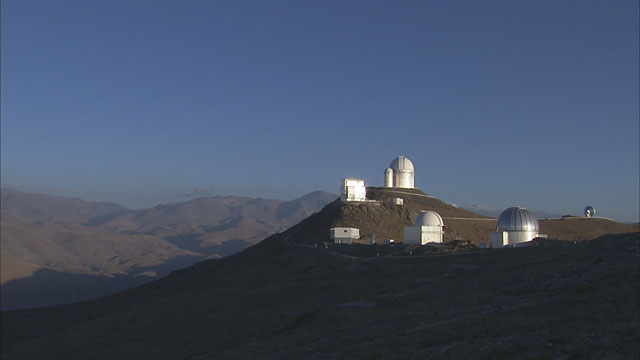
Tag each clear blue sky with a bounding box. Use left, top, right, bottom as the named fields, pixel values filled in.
left=2, top=0, right=638, bottom=222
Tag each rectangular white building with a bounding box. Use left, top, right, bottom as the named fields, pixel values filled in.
left=330, top=227, right=360, bottom=244
left=340, top=179, right=366, bottom=202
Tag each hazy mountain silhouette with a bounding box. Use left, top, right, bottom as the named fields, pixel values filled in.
left=1, top=187, right=128, bottom=224
left=1, top=211, right=198, bottom=279
left=0, top=188, right=336, bottom=310
left=1, top=187, right=637, bottom=359
left=85, top=191, right=338, bottom=253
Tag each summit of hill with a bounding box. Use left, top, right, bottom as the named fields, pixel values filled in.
left=284, top=187, right=637, bottom=247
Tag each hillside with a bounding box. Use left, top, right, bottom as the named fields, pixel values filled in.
left=286, top=187, right=490, bottom=246
left=286, top=188, right=638, bottom=246
left=0, top=188, right=336, bottom=310
left=2, top=230, right=637, bottom=359
left=2, top=192, right=638, bottom=359
left=0, top=212, right=198, bottom=278
left=86, top=191, right=337, bottom=252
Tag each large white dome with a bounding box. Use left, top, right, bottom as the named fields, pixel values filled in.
left=415, top=211, right=444, bottom=227
left=497, top=206, right=539, bottom=232
left=390, top=156, right=414, bottom=171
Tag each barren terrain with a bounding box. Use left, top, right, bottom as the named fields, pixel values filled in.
left=2, top=189, right=638, bottom=359
left=0, top=188, right=335, bottom=310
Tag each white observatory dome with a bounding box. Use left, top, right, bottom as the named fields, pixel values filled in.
left=388, top=156, right=415, bottom=189
left=415, top=211, right=444, bottom=227
left=497, top=206, right=539, bottom=232
left=390, top=156, right=414, bottom=171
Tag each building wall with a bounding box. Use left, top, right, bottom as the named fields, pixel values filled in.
left=393, top=170, right=414, bottom=189
left=330, top=227, right=360, bottom=244
left=490, top=230, right=538, bottom=248
left=403, top=225, right=443, bottom=245
left=334, top=237, right=353, bottom=244
left=506, top=231, right=538, bottom=245
left=490, top=231, right=507, bottom=248
left=340, top=179, right=366, bottom=201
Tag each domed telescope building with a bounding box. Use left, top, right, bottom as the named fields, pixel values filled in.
left=384, top=156, right=415, bottom=189
left=490, top=206, right=543, bottom=248
left=403, top=210, right=444, bottom=245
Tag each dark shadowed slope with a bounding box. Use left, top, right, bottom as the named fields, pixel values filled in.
left=2, top=231, right=637, bottom=359
left=0, top=211, right=201, bottom=310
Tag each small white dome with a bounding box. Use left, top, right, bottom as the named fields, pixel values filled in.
left=497, top=206, right=538, bottom=232
left=415, top=211, right=444, bottom=227
left=390, top=156, right=414, bottom=171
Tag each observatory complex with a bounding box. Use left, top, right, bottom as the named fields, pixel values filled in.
left=333, top=155, right=558, bottom=248
left=334, top=155, right=446, bottom=245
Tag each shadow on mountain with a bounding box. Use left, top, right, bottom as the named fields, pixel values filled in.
left=164, top=233, right=203, bottom=252
left=164, top=232, right=252, bottom=256
left=0, top=254, right=204, bottom=311
left=201, top=238, right=252, bottom=257
left=199, top=217, right=242, bottom=233
left=82, top=210, right=130, bottom=227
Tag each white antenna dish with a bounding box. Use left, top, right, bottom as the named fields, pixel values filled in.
left=584, top=206, right=595, bottom=218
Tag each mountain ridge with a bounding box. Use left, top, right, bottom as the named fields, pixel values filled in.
left=0, top=188, right=336, bottom=310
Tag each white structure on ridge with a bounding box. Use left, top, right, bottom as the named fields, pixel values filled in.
left=384, top=168, right=394, bottom=188
left=403, top=210, right=444, bottom=245
left=341, top=179, right=367, bottom=202
left=584, top=205, right=595, bottom=218
left=330, top=227, right=359, bottom=244
left=490, top=206, right=540, bottom=248
left=385, top=156, right=415, bottom=189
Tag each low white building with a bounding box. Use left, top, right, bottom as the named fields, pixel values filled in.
left=340, top=179, right=367, bottom=202
left=330, top=227, right=360, bottom=244
left=490, top=206, right=541, bottom=248
left=403, top=210, right=444, bottom=245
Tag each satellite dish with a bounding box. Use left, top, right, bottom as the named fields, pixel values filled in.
left=584, top=206, right=595, bottom=218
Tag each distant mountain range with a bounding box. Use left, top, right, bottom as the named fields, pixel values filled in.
left=0, top=187, right=337, bottom=310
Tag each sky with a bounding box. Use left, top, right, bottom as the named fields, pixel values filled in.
left=1, top=0, right=638, bottom=222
